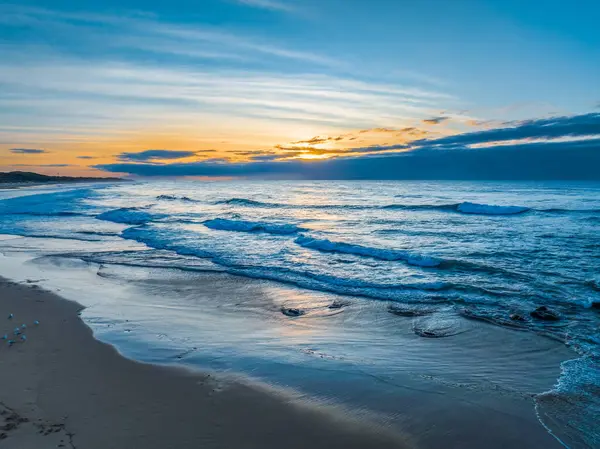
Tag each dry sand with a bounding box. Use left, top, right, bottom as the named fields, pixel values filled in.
left=0, top=278, right=411, bottom=449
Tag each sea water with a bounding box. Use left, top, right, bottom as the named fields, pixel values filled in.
left=0, top=180, right=598, bottom=447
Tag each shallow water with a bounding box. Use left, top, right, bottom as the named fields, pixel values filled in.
left=0, top=180, right=598, bottom=447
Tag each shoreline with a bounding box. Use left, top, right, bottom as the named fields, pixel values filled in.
left=0, top=176, right=595, bottom=448
left=0, top=271, right=570, bottom=449
left=0, top=277, right=411, bottom=449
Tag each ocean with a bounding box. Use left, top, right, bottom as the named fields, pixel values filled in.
left=0, top=180, right=598, bottom=448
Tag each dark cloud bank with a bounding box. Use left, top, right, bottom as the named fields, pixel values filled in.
left=97, top=113, right=600, bottom=180
left=117, top=149, right=198, bottom=162
left=12, top=163, right=73, bottom=167
left=10, top=148, right=48, bottom=154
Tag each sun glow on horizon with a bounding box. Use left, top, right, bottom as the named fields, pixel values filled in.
left=292, top=153, right=332, bottom=160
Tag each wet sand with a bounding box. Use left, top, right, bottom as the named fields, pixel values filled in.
left=0, top=276, right=567, bottom=449
left=0, top=278, right=410, bottom=449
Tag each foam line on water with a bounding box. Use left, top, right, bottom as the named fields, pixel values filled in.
left=294, top=235, right=442, bottom=267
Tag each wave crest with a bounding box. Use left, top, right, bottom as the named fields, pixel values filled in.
left=383, top=203, right=459, bottom=212
left=217, top=198, right=540, bottom=216
left=216, top=198, right=278, bottom=207
left=204, top=218, right=304, bottom=235
left=456, top=202, right=530, bottom=215
left=218, top=198, right=374, bottom=210
left=96, top=208, right=163, bottom=225
left=294, top=235, right=442, bottom=267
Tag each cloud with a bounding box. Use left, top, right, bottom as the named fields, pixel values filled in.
left=234, top=150, right=300, bottom=161
left=9, top=148, right=48, bottom=154
left=422, top=117, right=449, bottom=125
left=412, top=112, right=600, bottom=148
left=198, top=158, right=229, bottom=164
left=273, top=143, right=410, bottom=158
left=335, top=112, right=600, bottom=155
left=11, top=163, right=74, bottom=167
left=3, top=6, right=322, bottom=65
left=234, top=150, right=265, bottom=156
left=116, top=149, right=199, bottom=162
left=286, top=128, right=427, bottom=153
left=359, top=128, right=398, bottom=134
left=232, top=0, right=295, bottom=12
left=398, top=127, right=430, bottom=138
left=0, top=5, right=456, bottom=149
left=249, top=154, right=283, bottom=161
left=291, top=136, right=329, bottom=145
left=77, top=155, right=97, bottom=160
left=95, top=137, right=600, bottom=180
left=291, top=135, right=348, bottom=145
left=95, top=113, right=600, bottom=180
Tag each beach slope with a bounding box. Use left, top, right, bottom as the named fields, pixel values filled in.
left=0, top=278, right=410, bottom=449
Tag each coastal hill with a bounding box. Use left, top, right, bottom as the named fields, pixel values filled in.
left=0, top=171, right=125, bottom=184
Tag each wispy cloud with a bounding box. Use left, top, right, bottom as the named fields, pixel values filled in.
left=0, top=6, right=327, bottom=66
left=0, top=4, right=461, bottom=162
left=0, top=55, right=455, bottom=140
left=291, top=135, right=346, bottom=145
left=358, top=128, right=398, bottom=134
left=9, top=148, right=48, bottom=154
left=232, top=0, right=296, bottom=12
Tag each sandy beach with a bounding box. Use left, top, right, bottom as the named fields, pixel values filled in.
left=0, top=277, right=410, bottom=449
left=0, top=273, right=570, bottom=449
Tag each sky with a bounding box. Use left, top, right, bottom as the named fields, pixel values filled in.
left=1, top=0, right=599, bottom=179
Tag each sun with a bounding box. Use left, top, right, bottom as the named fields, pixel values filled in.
left=294, top=153, right=331, bottom=160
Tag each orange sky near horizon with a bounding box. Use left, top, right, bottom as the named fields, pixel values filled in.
left=0, top=119, right=464, bottom=177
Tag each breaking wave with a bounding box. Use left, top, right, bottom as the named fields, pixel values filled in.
left=383, top=203, right=459, bottom=211
left=387, top=202, right=529, bottom=215
left=2, top=181, right=599, bottom=449
left=456, top=202, right=530, bottom=215
left=294, top=235, right=442, bottom=267
left=535, top=356, right=600, bottom=449
left=203, top=218, right=304, bottom=235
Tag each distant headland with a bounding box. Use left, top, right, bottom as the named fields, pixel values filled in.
left=0, top=171, right=125, bottom=184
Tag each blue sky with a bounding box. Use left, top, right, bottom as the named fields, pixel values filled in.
left=1, top=0, right=599, bottom=178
